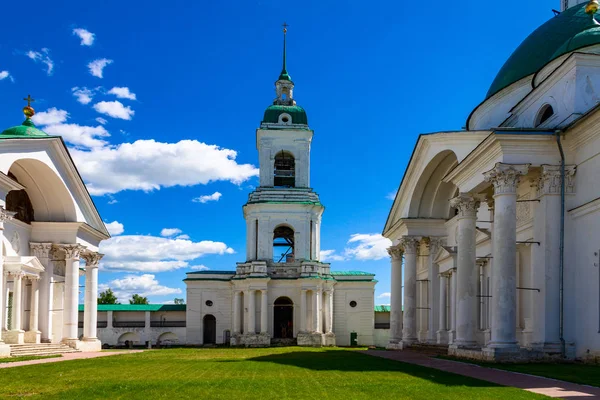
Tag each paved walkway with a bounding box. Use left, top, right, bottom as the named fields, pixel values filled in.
left=365, top=350, right=600, bottom=399
left=0, top=350, right=143, bottom=369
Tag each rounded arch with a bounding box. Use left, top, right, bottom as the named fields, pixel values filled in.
left=274, top=296, right=293, bottom=338
left=274, top=296, right=293, bottom=306
left=408, top=150, right=459, bottom=219
left=157, top=332, right=179, bottom=344
left=203, top=314, right=216, bottom=344
left=273, top=225, right=295, bottom=263
left=117, top=332, right=140, bottom=344
left=535, top=103, right=555, bottom=127
left=7, top=158, right=76, bottom=223
left=274, top=151, right=295, bottom=187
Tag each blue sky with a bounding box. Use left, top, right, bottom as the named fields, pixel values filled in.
left=0, top=0, right=558, bottom=304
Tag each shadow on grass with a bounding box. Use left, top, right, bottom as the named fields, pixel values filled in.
left=220, top=349, right=500, bottom=388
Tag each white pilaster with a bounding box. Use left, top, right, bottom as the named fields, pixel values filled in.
left=260, top=289, right=268, bottom=334
left=449, top=193, right=480, bottom=348
left=312, top=289, right=321, bottom=333
left=387, top=246, right=403, bottom=346
left=327, top=289, right=333, bottom=334
left=484, top=163, right=529, bottom=353
left=247, top=290, right=256, bottom=334
left=427, top=238, right=442, bottom=344
left=400, top=236, right=420, bottom=346
left=82, top=252, right=102, bottom=341
left=12, top=273, right=23, bottom=333
left=30, top=243, right=52, bottom=343
left=233, top=291, right=241, bottom=333
left=450, top=269, right=457, bottom=342
left=58, top=244, right=86, bottom=342
left=29, top=278, right=39, bottom=332
left=0, top=208, right=14, bottom=344
left=300, top=289, right=307, bottom=332
left=437, top=274, right=448, bottom=344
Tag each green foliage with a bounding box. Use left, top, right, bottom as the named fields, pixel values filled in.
left=129, top=294, right=149, bottom=305
left=173, top=298, right=185, bottom=304
left=97, top=289, right=119, bottom=305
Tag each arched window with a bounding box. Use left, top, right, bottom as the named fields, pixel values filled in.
left=274, top=151, right=295, bottom=187
left=273, top=226, right=294, bottom=263
left=535, top=104, right=554, bottom=127
left=6, top=172, right=34, bottom=224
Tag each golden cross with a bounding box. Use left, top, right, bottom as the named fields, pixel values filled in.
left=23, top=94, right=35, bottom=107
left=282, top=22, right=289, bottom=33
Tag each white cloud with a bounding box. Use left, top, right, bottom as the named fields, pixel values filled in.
left=190, top=265, right=209, bottom=271
left=176, top=234, right=190, bottom=240
left=378, top=292, right=391, bottom=299
left=99, top=274, right=181, bottom=302
left=0, top=71, right=11, bottom=81
left=344, top=234, right=393, bottom=261
left=93, top=100, right=134, bottom=120
left=99, top=234, right=235, bottom=273
left=320, top=249, right=346, bottom=262
left=73, top=28, right=95, bottom=46
left=88, top=58, right=113, bottom=78
left=26, top=48, right=54, bottom=75
left=31, top=107, right=68, bottom=125
left=43, top=123, right=110, bottom=149
left=160, top=228, right=182, bottom=237
left=70, top=139, right=258, bottom=195
left=108, top=87, right=136, bottom=100
left=192, top=192, right=222, bottom=203
left=105, top=221, right=124, bottom=236
left=386, top=190, right=398, bottom=200
left=72, top=87, right=95, bottom=105
left=95, top=117, right=108, bottom=125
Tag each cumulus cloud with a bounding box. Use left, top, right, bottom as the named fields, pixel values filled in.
left=99, top=234, right=235, bottom=272
left=192, top=192, right=222, bottom=203
left=105, top=221, right=124, bottom=236
left=31, top=107, right=68, bottom=125
left=93, top=100, right=134, bottom=120
left=72, top=87, right=95, bottom=104
left=108, top=87, right=136, bottom=100
left=344, top=234, right=392, bottom=261
left=377, top=292, right=391, bottom=299
left=0, top=71, right=12, bottom=81
left=160, top=228, right=182, bottom=237
left=320, top=249, right=346, bottom=262
left=73, top=28, right=95, bottom=46
left=95, top=117, right=108, bottom=125
left=26, top=48, right=54, bottom=75
left=99, top=274, right=181, bottom=303
left=70, top=139, right=258, bottom=195
left=176, top=234, right=190, bottom=240
left=190, top=265, right=209, bottom=271
left=88, top=58, right=113, bottom=78
left=32, top=108, right=110, bottom=149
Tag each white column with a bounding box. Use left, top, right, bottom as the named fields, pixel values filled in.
left=29, top=278, right=39, bottom=332
left=427, top=238, right=442, bottom=344
left=247, top=290, right=255, bottom=334
left=323, top=291, right=329, bottom=333
left=300, top=289, right=307, bottom=332
left=12, top=273, right=23, bottom=332
left=312, top=289, right=321, bottom=333
left=59, top=244, right=85, bottom=342
left=82, top=252, right=102, bottom=340
left=31, top=243, right=52, bottom=343
left=484, top=163, right=529, bottom=351
left=400, top=236, right=420, bottom=345
left=260, top=289, right=268, bottom=334
left=449, top=269, right=457, bottom=341
left=233, top=291, right=241, bottom=333
left=0, top=208, right=13, bottom=342
left=449, top=193, right=480, bottom=348
left=387, top=246, right=403, bottom=345
left=327, top=289, right=334, bottom=334
left=438, top=274, right=447, bottom=342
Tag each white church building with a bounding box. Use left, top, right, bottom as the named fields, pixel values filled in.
left=185, top=29, right=377, bottom=347
left=384, top=0, right=600, bottom=362
left=0, top=99, right=109, bottom=357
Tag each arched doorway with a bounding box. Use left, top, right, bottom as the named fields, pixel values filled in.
left=203, top=314, right=216, bottom=344
left=273, top=297, right=293, bottom=338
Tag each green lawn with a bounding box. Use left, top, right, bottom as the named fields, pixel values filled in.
left=0, top=348, right=546, bottom=399
left=0, top=354, right=61, bottom=364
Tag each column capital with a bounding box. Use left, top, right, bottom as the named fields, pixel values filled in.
left=387, top=245, right=403, bottom=260
left=0, top=206, right=15, bottom=228
left=53, top=244, right=86, bottom=260
left=427, top=237, right=444, bottom=256
left=483, top=162, right=530, bottom=195
left=81, top=252, right=104, bottom=268
left=450, top=193, right=480, bottom=218
left=476, top=258, right=489, bottom=268
left=536, top=164, right=576, bottom=195
left=399, top=236, right=420, bottom=255
left=30, top=242, right=53, bottom=259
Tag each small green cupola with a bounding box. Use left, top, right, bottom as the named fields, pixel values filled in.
left=1, top=95, right=49, bottom=138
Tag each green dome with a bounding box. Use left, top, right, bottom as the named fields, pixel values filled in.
left=487, top=3, right=599, bottom=99
left=1, top=119, right=48, bottom=138
left=262, top=105, right=308, bottom=125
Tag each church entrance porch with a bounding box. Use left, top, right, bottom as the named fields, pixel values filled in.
left=273, top=297, right=293, bottom=339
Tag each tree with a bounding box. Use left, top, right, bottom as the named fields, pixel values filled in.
left=129, top=294, right=149, bottom=305
left=98, top=289, right=119, bottom=304
left=174, top=298, right=185, bottom=304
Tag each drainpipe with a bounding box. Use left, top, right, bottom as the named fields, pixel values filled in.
left=555, top=130, right=566, bottom=358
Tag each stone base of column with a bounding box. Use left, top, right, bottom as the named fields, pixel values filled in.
left=297, top=332, right=324, bottom=347
left=78, top=338, right=102, bottom=352
left=436, top=330, right=449, bottom=345
left=24, top=330, right=41, bottom=344
left=62, top=338, right=80, bottom=349
left=3, top=330, right=25, bottom=344
left=482, top=345, right=521, bottom=362
left=41, top=337, right=52, bottom=344
left=386, top=340, right=403, bottom=350
left=237, top=333, right=270, bottom=348
left=323, top=332, right=336, bottom=347
left=0, top=343, right=10, bottom=358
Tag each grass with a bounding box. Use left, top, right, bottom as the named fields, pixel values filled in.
left=439, top=356, right=600, bottom=388
left=0, top=354, right=61, bottom=364
left=0, top=347, right=545, bottom=399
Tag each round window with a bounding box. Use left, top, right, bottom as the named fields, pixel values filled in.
left=349, top=301, right=357, bottom=308
left=282, top=116, right=289, bottom=123
left=205, top=300, right=213, bottom=307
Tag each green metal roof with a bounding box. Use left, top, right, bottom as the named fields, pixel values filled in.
left=187, top=270, right=235, bottom=275
left=330, top=271, right=375, bottom=276
left=374, top=305, right=391, bottom=312
left=487, top=3, right=597, bottom=99
left=262, top=105, right=308, bottom=125
left=78, top=304, right=186, bottom=312
left=1, top=119, right=49, bottom=138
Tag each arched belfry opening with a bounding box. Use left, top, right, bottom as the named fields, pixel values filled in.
left=6, top=172, right=34, bottom=224
left=274, top=151, right=295, bottom=187
left=274, top=297, right=293, bottom=338
left=273, top=225, right=294, bottom=263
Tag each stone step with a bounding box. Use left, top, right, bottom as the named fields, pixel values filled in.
left=9, top=343, right=80, bottom=357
